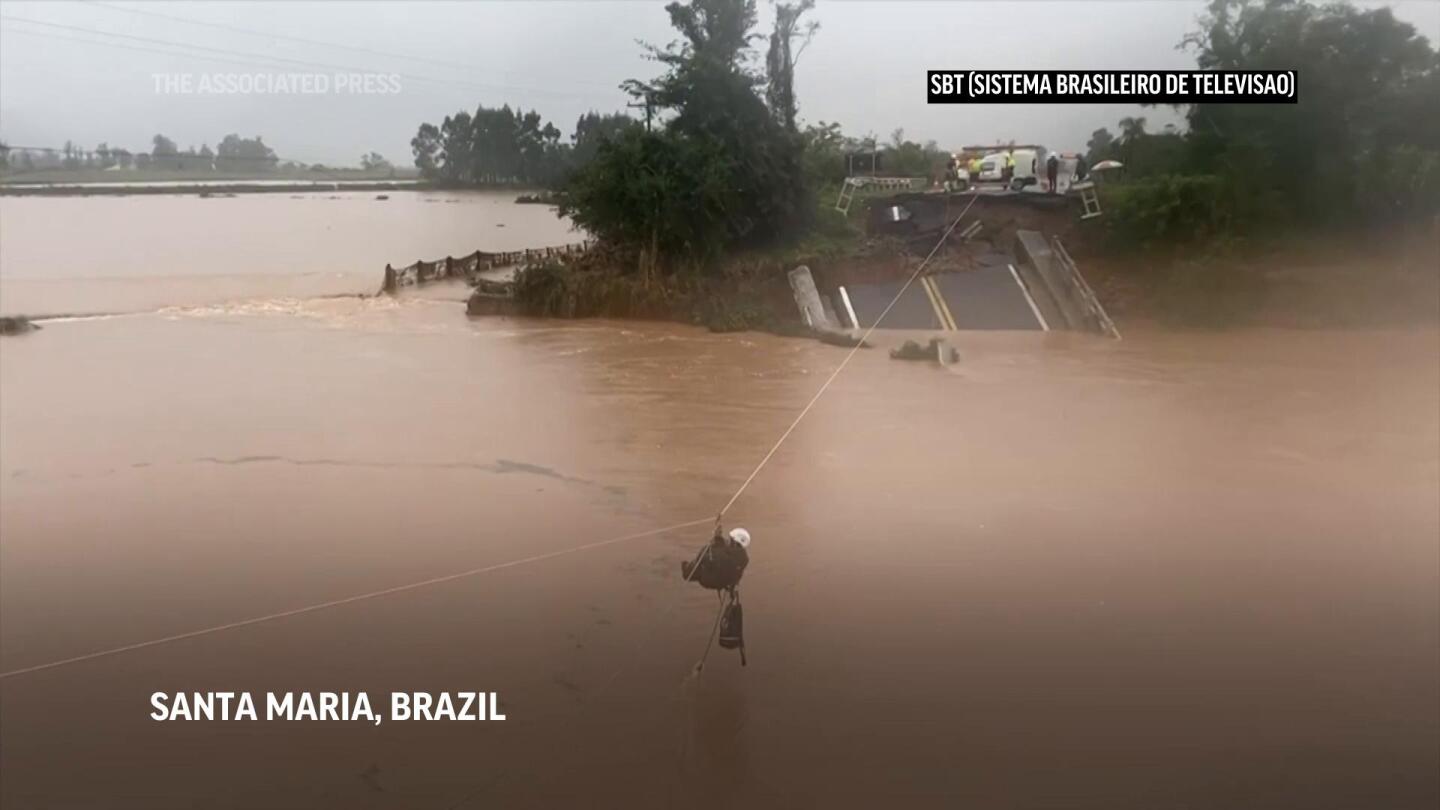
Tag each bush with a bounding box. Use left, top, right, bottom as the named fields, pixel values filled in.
left=559, top=129, right=740, bottom=267
left=1100, top=174, right=1277, bottom=252
left=513, top=259, right=680, bottom=319
left=1362, top=145, right=1440, bottom=222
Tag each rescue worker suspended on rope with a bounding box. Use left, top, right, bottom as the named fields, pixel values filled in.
left=682, top=526, right=750, bottom=591
left=683, top=525, right=751, bottom=667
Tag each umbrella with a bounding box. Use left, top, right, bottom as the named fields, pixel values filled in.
left=1091, top=160, right=1124, bottom=172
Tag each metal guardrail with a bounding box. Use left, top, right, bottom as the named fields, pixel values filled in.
left=1050, top=236, right=1121, bottom=339
left=835, top=176, right=924, bottom=214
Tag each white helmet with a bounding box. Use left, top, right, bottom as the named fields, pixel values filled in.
left=728, top=528, right=751, bottom=549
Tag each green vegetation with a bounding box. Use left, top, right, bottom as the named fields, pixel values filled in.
left=801, top=123, right=950, bottom=187
left=1078, top=0, right=1439, bottom=326
left=1089, top=0, right=1439, bottom=249
left=0, top=133, right=413, bottom=182
left=410, top=107, right=636, bottom=188
left=559, top=0, right=815, bottom=272
left=516, top=0, right=903, bottom=329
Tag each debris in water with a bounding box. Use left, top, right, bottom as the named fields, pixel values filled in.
left=0, top=316, right=41, bottom=336
left=890, top=337, right=959, bottom=364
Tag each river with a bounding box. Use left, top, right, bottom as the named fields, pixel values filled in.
left=0, top=193, right=1436, bottom=808
left=0, top=190, right=580, bottom=317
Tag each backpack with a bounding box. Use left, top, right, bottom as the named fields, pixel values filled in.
left=718, top=602, right=744, bottom=651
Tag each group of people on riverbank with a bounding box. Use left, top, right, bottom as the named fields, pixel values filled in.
left=944, top=147, right=1088, bottom=193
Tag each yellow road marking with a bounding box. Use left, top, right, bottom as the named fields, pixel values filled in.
left=922, top=276, right=958, bottom=331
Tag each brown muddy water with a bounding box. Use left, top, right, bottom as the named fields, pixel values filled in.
left=0, top=190, right=580, bottom=317
left=1, top=198, right=1438, bottom=808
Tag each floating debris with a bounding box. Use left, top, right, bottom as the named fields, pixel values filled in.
left=890, top=337, right=958, bottom=364
left=0, top=316, right=41, bottom=336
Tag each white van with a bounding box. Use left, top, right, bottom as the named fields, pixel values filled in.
left=1010, top=148, right=1040, bottom=189
left=978, top=153, right=1007, bottom=182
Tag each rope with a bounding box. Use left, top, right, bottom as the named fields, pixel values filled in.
left=1, top=192, right=982, bottom=681
left=670, top=193, right=980, bottom=677
left=714, top=192, right=979, bottom=522
left=693, top=591, right=731, bottom=674
left=0, top=517, right=712, bottom=680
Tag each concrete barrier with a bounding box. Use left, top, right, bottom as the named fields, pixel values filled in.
left=1012, top=229, right=1119, bottom=337
left=787, top=265, right=837, bottom=330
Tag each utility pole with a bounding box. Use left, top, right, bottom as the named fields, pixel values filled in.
left=627, top=92, right=654, bottom=132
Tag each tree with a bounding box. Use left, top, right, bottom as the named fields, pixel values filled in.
left=571, top=112, right=639, bottom=169
left=360, top=152, right=392, bottom=171
left=1180, top=0, right=1440, bottom=222
left=411, top=123, right=441, bottom=177
left=1118, top=117, right=1147, bottom=146
left=1086, top=128, right=1115, bottom=165
left=411, top=105, right=574, bottom=185
left=215, top=134, right=276, bottom=172
left=764, top=0, right=817, bottom=132
left=800, top=120, right=848, bottom=184
left=569, top=0, right=812, bottom=259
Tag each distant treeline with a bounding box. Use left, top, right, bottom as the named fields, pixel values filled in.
left=0, top=135, right=396, bottom=174
left=409, top=108, right=637, bottom=188
left=799, top=123, right=952, bottom=186
left=2, top=134, right=278, bottom=172
left=408, top=0, right=1437, bottom=286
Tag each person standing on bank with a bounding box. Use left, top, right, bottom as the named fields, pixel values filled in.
left=1047, top=152, right=1061, bottom=193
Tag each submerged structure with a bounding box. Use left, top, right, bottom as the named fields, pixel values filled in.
left=810, top=190, right=1119, bottom=338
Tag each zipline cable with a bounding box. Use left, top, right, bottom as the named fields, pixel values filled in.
left=613, top=193, right=983, bottom=683
left=0, top=517, right=712, bottom=680
left=0, top=192, right=982, bottom=682
left=713, top=191, right=979, bottom=524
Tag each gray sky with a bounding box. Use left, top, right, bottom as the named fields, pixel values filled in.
left=2, top=0, right=1436, bottom=165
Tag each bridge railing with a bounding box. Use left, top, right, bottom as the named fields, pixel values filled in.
left=1050, top=236, right=1121, bottom=339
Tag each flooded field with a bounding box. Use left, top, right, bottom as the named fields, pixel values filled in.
left=1, top=276, right=1435, bottom=806
left=0, top=190, right=1435, bottom=808
left=0, top=190, right=580, bottom=317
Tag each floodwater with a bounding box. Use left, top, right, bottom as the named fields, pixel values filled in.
left=0, top=190, right=580, bottom=317
left=0, top=197, right=1437, bottom=809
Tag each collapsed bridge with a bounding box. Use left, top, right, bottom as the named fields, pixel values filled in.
left=795, top=191, right=1119, bottom=338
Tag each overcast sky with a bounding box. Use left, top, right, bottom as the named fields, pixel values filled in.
left=2, top=0, right=1436, bottom=165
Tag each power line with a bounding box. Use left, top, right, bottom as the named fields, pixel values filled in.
left=0, top=15, right=604, bottom=100
left=0, top=518, right=715, bottom=680
left=82, top=0, right=620, bottom=91
left=2, top=26, right=340, bottom=77
left=714, top=191, right=981, bottom=521
left=0, top=197, right=985, bottom=682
